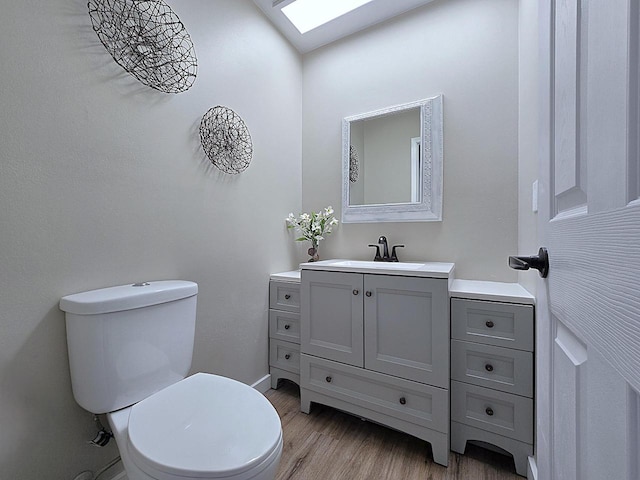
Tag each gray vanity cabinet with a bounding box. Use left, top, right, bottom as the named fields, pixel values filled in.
left=300, top=270, right=364, bottom=367
left=269, top=278, right=301, bottom=388
left=300, top=269, right=450, bottom=467
left=449, top=297, right=534, bottom=477
left=301, top=270, right=448, bottom=386
left=363, top=274, right=449, bottom=387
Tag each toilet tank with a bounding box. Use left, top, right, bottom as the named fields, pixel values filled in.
left=60, top=281, right=198, bottom=414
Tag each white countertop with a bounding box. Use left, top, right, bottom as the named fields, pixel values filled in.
left=450, top=279, right=535, bottom=305
left=269, top=267, right=535, bottom=305
left=299, top=259, right=455, bottom=279
left=269, top=270, right=301, bottom=283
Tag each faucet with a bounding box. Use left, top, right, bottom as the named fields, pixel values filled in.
left=378, top=236, right=390, bottom=260
left=368, top=236, right=404, bottom=262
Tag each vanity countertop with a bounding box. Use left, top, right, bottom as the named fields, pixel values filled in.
left=299, top=259, right=455, bottom=279
left=269, top=270, right=534, bottom=304
left=269, top=270, right=301, bottom=283
left=450, top=279, right=535, bottom=305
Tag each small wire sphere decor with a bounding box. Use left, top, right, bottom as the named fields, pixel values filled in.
left=349, top=145, right=359, bottom=182
left=200, top=106, right=253, bottom=174
left=88, top=0, right=197, bottom=94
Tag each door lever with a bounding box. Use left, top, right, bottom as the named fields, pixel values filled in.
left=509, top=247, right=549, bottom=278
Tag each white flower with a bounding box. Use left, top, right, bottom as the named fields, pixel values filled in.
left=285, top=206, right=338, bottom=246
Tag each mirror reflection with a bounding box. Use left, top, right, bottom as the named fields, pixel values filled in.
left=348, top=107, right=421, bottom=206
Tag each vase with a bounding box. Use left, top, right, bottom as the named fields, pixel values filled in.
left=308, top=241, right=320, bottom=262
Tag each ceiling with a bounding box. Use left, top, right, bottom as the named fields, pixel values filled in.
left=252, top=0, right=437, bottom=54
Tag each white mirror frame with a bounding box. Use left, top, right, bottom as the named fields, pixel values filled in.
left=341, top=94, right=443, bottom=223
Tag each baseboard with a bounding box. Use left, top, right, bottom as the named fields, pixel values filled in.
left=107, top=471, right=127, bottom=480
left=252, top=374, right=271, bottom=394
left=527, top=456, right=537, bottom=480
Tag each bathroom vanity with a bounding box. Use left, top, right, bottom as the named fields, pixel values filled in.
left=298, top=259, right=454, bottom=467
left=269, top=271, right=302, bottom=388
left=268, top=263, right=535, bottom=476
left=448, top=280, right=535, bottom=477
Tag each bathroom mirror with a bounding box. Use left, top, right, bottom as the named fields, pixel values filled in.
left=342, top=95, right=443, bottom=223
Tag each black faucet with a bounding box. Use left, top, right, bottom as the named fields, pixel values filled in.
left=368, top=236, right=405, bottom=262
left=378, top=236, right=390, bottom=260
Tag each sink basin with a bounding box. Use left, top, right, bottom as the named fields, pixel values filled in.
left=300, top=258, right=455, bottom=279
left=330, top=260, right=426, bottom=271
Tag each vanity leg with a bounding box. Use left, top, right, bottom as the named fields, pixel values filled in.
left=270, top=375, right=280, bottom=390
left=300, top=388, right=311, bottom=414
left=450, top=433, right=467, bottom=455
left=512, top=450, right=530, bottom=477
left=431, top=439, right=449, bottom=467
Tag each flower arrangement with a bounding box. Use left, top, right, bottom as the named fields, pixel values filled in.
left=286, top=206, right=338, bottom=262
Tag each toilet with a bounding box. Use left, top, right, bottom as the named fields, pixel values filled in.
left=60, top=280, right=283, bottom=480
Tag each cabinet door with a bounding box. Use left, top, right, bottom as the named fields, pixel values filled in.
left=364, top=275, right=449, bottom=387
left=301, top=270, right=364, bottom=367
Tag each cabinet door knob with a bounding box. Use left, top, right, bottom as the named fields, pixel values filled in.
left=353, top=289, right=359, bottom=295
left=365, top=291, right=372, bottom=297
left=326, top=376, right=332, bottom=383
left=485, top=407, right=494, bottom=416
left=285, top=354, right=291, bottom=360
left=284, top=324, right=290, bottom=330
left=399, top=397, right=407, bottom=405
left=485, top=364, right=494, bottom=372
left=284, top=294, right=291, bottom=300
left=485, top=320, right=495, bottom=328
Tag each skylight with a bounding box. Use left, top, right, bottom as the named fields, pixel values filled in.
left=281, top=0, right=375, bottom=34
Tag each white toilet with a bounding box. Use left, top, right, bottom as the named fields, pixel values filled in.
left=60, top=280, right=283, bottom=480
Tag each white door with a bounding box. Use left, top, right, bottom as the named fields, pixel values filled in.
left=536, top=1, right=640, bottom=479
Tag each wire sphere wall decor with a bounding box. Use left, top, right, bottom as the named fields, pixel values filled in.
left=200, top=106, right=253, bottom=174
left=349, top=145, right=359, bottom=182
left=88, top=0, right=197, bottom=93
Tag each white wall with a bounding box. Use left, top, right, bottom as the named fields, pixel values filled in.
left=518, top=0, right=540, bottom=294
left=302, top=0, right=519, bottom=281
left=0, top=1, right=302, bottom=478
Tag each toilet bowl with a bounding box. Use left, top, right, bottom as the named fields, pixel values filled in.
left=59, top=281, right=283, bottom=480
left=108, top=373, right=283, bottom=480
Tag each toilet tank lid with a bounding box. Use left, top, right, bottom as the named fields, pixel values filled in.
left=59, top=280, right=198, bottom=315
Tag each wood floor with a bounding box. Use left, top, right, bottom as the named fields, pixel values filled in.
left=264, top=381, right=522, bottom=480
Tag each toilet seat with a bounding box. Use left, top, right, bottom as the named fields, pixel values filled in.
left=126, top=373, right=283, bottom=479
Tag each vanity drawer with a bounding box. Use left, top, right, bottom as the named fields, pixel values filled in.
left=269, top=281, right=300, bottom=313
left=451, top=298, right=533, bottom=351
left=451, top=340, right=533, bottom=397
left=450, top=380, right=533, bottom=444
left=269, top=339, right=300, bottom=374
left=269, top=310, right=300, bottom=344
left=301, top=354, right=449, bottom=434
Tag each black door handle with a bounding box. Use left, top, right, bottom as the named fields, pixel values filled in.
left=509, top=247, right=549, bottom=278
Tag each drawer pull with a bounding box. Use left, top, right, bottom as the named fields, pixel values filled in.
left=399, top=397, right=407, bottom=405
left=284, top=324, right=290, bottom=330
left=285, top=354, right=291, bottom=360
left=485, top=407, right=494, bottom=416
left=326, top=376, right=332, bottom=383
left=485, top=320, right=495, bottom=328
left=353, top=289, right=359, bottom=296
left=284, top=294, right=291, bottom=300
left=485, top=364, right=494, bottom=372
left=365, top=291, right=372, bottom=297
